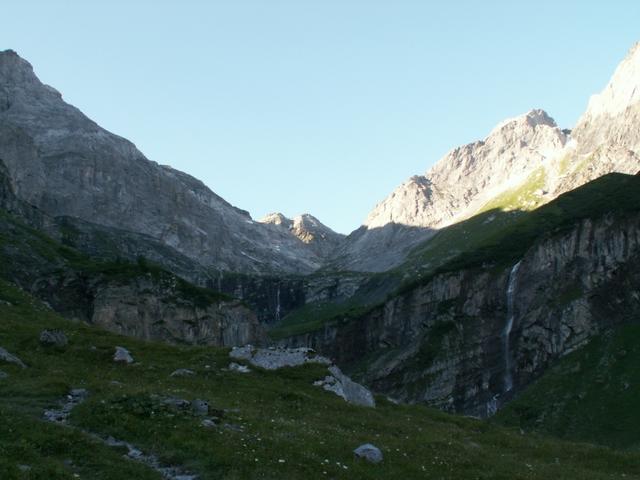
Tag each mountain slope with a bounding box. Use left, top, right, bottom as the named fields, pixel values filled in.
left=331, top=110, right=568, bottom=271
left=0, top=49, right=338, bottom=275
left=494, top=323, right=640, bottom=450
left=2, top=279, right=640, bottom=479
left=335, top=42, right=640, bottom=273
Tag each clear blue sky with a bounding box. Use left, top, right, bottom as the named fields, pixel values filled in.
left=3, top=1, right=639, bottom=233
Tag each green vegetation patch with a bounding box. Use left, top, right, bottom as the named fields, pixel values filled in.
left=1, top=279, right=640, bottom=478
left=495, top=324, right=640, bottom=450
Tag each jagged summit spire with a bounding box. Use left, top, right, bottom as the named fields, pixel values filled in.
left=489, top=109, right=557, bottom=136
left=580, top=41, right=640, bottom=121
left=0, top=49, right=38, bottom=85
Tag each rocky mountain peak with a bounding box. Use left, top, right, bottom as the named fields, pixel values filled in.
left=259, top=212, right=293, bottom=228
left=579, top=42, right=640, bottom=121
left=0, top=50, right=35, bottom=84
left=0, top=50, right=62, bottom=103
left=363, top=109, right=565, bottom=232
left=335, top=109, right=568, bottom=271
left=259, top=212, right=344, bottom=258
left=489, top=109, right=557, bottom=135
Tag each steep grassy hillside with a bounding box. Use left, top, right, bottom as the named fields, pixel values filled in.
left=495, top=324, right=640, bottom=450
left=1, top=279, right=639, bottom=479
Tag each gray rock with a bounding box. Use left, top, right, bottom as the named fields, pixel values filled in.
left=228, top=362, right=251, bottom=373
left=191, top=399, right=209, bottom=416
left=0, top=370, right=7, bottom=379
left=113, top=346, right=134, bottom=364
left=170, top=369, right=195, bottom=378
left=229, top=345, right=254, bottom=361
left=69, top=388, right=88, bottom=399
left=354, top=443, right=383, bottom=464
left=43, top=388, right=88, bottom=424
left=39, top=329, right=68, bottom=347
left=162, top=397, right=191, bottom=410
left=200, top=419, right=217, bottom=428
left=0, top=347, right=26, bottom=368
left=315, top=366, right=376, bottom=407
left=230, top=346, right=331, bottom=370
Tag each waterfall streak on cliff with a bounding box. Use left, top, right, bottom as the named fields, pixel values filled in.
left=503, top=261, right=521, bottom=392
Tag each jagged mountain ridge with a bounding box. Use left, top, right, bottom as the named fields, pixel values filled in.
left=259, top=212, right=345, bottom=259
left=0, top=49, right=340, bottom=275
left=333, top=42, right=640, bottom=272
left=1, top=42, right=640, bottom=279
left=330, top=110, right=568, bottom=271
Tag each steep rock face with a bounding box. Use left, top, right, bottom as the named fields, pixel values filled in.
left=259, top=213, right=344, bottom=259
left=332, top=110, right=568, bottom=271
left=30, top=271, right=264, bottom=347
left=0, top=160, right=262, bottom=347
left=281, top=212, right=640, bottom=416
left=90, top=278, right=263, bottom=346
left=0, top=50, right=324, bottom=275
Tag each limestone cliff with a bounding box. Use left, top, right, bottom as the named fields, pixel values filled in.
left=280, top=194, right=640, bottom=416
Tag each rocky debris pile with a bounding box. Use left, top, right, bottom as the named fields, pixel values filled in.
left=41, top=389, right=199, bottom=479
left=0, top=346, right=26, bottom=368
left=113, top=346, right=134, bottom=364
left=103, top=436, right=198, bottom=480
left=43, top=388, right=88, bottom=423
left=313, top=366, right=376, bottom=407
left=230, top=346, right=375, bottom=407
left=39, top=329, right=68, bottom=347
left=170, top=368, right=195, bottom=378
left=354, top=443, right=383, bottom=464
left=230, top=345, right=331, bottom=370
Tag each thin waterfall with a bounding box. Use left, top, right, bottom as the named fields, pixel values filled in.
left=503, top=260, right=521, bottom=393
left=275, top=284, right=281, bottom=322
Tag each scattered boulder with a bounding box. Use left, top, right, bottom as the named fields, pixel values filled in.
left=314, top=366, right=376, bottom=407
left=0, top=371, right=7, bottom=379
left=201, top=419, right=217, bottom=428
left=162, top=397, right=191, bottom=411
left=228, top=362, right=251, bottom=373
left=39, top=329, right=68, bottom=347
left=113, top=346, right=134, bottom=364
left=354, top=443, right=383, bottom=464
left=229, top=345, right=253, bottom=362
left=170, top=368, right=195, bottom=378
left=191, top=399, right=209, bottom=416
left=231, top=345, right=375, bottom=407
left=230, top=345, right=331, bottom=370
left=0, top=347, right=26, bottom=368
